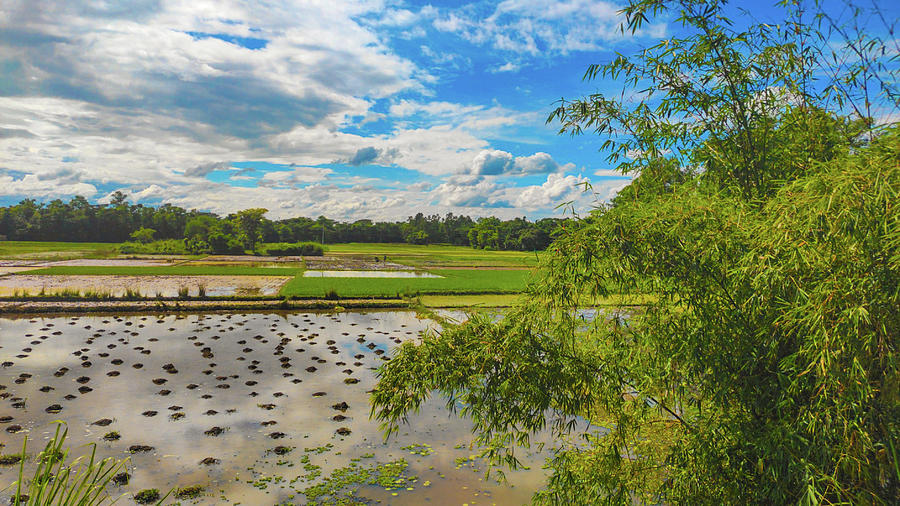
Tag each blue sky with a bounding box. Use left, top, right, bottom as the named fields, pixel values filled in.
left=0, top=0, right=895, bottom=220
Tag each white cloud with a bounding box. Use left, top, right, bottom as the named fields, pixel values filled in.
left=593, top=168, right=631, bottom=178
left=0, top=172, right=98, bottom=199
left=464, top=150, right=571, bottom=176
left=513, top=173, right=589, bottom=208
left=424, top=0, right=666, bottom=56
left=258, top=167, right=333, bottom=188
left=492, top=62, right=520, bottom=73
left=470, top=150, right=514, bottom=175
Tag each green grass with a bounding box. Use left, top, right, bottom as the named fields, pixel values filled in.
left=279, top=268, right=531, bottom=298
left=0, top=241, right=119, bottom=259
left=324, top=243, right=542, bottom=267
left=417, top=293, right=524, bottom=307
left=24, top=265, right=303, bottom=276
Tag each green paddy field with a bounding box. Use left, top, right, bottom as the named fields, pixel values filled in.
left=0, top=241, right=538, bottom=306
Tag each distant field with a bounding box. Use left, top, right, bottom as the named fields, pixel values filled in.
left=0, top=241, right=119, bottom=259
left=25, top=265, right=304, bottom=277
left=324, top=243, right=542, bottom=267
left=418, top=293, right=523, bottom=307
left=278, top=269, right=531, bottom=298
left=2, top=241, right=542, bottom=304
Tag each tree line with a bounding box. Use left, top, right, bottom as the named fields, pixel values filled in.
left=0, top=194, right=565, bottom=252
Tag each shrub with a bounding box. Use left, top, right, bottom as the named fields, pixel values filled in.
left=207, top=231, right=245, bottom=254
left=260, top=241, right=325, bottom=256
left=118, top=239, right=186, bottom=255
left=184, top=237, right=211, bottom=254
left=129, top=227, right=156, bottom=244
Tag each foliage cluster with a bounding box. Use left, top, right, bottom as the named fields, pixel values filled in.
left=118, top=239, right=187, bottom=255
left=259, top=241, right=325, bottom=256
left=373, top=0, right=899, bottom=503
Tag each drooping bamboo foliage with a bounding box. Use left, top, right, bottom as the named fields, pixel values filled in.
left=372, top=0, right=899, bottom=503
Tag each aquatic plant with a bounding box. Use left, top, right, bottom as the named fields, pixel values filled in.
left=7, top=422, right=138, bottom=505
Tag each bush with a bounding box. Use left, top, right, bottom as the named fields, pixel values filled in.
left=207, top=231, right=245, bottom=255
left=118, top=239, right=187, bottom=255
left=184, top=237, right=211, bottom=254
left=260, top=241, right=325, bottom=256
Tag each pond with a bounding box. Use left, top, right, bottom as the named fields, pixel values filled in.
left=302, top=270, right=443, bottom=278
left=0, top=311, right=547, bottom=504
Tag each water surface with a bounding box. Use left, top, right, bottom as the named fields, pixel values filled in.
left=0, top=311, right=547, bottom=504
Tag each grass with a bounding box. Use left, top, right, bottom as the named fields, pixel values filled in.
left=417, top=293, right=523, bottom=307
left=0, top=241, right=118, bottom=259
left=7, top=422, right=157, bottom=506
left=324, top=243, right=542, bottom=267
left=279, top=269, right=531, bottom=298
left=24, top=265, right=303, bottom=276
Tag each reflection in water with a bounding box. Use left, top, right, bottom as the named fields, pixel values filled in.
left=302, top=270, right=443, bottom=278
left=0, top=311, right=550, bottom=504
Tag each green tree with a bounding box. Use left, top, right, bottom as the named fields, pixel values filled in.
left=373, top=1, right=899, bottom=503
left=129, top=227, right=156, bottom=244
left=232, top=208, right=268, bottom=251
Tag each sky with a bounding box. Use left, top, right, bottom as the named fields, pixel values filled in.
left=0, top=1, right=894, bottom=221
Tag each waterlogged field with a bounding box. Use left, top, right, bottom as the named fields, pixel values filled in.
left=279, top=269, right=530, bottom=298
left=0, top=241, right=119, bottom=260
left=0, top=311, right=549, bottom=504
left=0, top=243, right=538, bottom=305
left=0, top=275, right=291, bottom=298
left=325, top=243, right=541, bottom=268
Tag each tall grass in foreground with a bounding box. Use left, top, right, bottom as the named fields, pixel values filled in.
left=6, top=422, right=167, bottom=505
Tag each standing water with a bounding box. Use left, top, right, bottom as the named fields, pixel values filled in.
left=0, top=311, right=548, bottom=504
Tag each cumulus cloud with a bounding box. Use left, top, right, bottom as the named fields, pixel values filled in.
left=470, top=150, right=514, bottom=175
left=348, top=147, right=379, bottom=166
left=465, top=150, right=570, bottom=176
left=431, top=178, right=507, bottom=208
left=513, top=173, right=589, bottom=208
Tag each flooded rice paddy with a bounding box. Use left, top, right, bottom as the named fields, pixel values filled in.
left=0, top=275, right=291, bottom=297
left=0, top=311, right=547, bottom=504
left=302, top=271, right=442, bottom=278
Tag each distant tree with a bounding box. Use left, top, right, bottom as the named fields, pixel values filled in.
left=129, top=227, right=156, bottom=244
left=232, top=208, right=268, bottom=251
left=184, top=215, right=219, bottom=241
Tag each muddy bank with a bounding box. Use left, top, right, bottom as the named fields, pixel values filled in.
left=0, top=298, right=407, bottom=315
